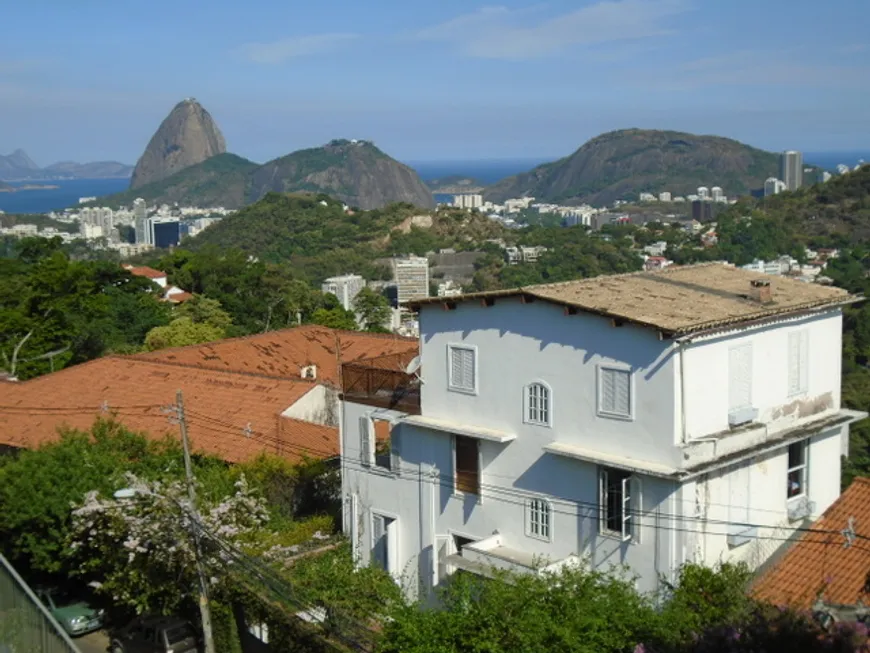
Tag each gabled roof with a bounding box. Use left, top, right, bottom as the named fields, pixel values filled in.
left=407, top=263, right=858, bottom=336
left=124, top=265, right=167, bottom=280
left=0, top=357, right=336, bottom=464
left=132, top=325, right=418, bottom=386
left=752, top=478, right=870, bottom=609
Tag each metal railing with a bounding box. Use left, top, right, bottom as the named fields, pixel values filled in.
left=0, top=553, right=81, bottom=653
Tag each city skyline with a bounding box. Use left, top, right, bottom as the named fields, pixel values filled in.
left=1, top=0, right=868, bottom=165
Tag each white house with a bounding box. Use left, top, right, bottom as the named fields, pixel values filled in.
left=339, top=263, right=865, bottom=600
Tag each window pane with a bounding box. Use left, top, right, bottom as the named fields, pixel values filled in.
left=788, top=442, right=804, bottom=468
left=603, top=468, right=631, bottom=533
left=455, top=436, right=479, bottom=494
left=787, top=469, right=804, bottom=498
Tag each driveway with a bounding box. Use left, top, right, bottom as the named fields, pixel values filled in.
left=75, top=630, right=109, bottom=653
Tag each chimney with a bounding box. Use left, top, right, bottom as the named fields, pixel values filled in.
left=749, top=279, right=773, bottom=304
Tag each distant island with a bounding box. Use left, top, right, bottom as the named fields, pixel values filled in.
left=0, top=183, right=60, bottom=193
left=0, top=149, right=133, bottom=182
left=426, top=175, right=484, bottom=194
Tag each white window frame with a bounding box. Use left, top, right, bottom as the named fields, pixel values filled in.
left=597, top=365, right=633, bottom=420
left=787, top=330, right=809, bottom=397
left=787, top=440, right=808, bottom=500
left=525, top=497, right=553, bottom=542
left=447, top=343, right=478, bottom=395
left=599, top=468, right=642, bottom=542
left=451, top=434, right=482, bottom=501
left=524, top=381, right=553, bottom=427
left=370, top=510, right=399, bottom=578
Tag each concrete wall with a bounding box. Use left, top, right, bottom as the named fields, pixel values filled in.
left=419, top=297, right=681, bottom=468
left=680, top=311, right=843, bottom=441
left=281, top=385, right=339, bottom=426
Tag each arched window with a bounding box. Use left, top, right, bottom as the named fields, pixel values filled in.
left=525, top=382, right=551, bottom=426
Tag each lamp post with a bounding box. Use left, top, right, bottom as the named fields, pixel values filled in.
left=113, top=486, right=216, bottom=653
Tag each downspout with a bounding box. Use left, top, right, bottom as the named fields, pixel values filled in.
left=676, top=336, right=692, bottom=445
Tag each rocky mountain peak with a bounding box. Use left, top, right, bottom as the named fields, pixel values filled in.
left=130, top=99, right=226, bottom=189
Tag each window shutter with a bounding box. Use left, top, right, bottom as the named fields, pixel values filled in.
left=728, top=344, right=752, bottom=410
left=390, top=430, right=401, bottom=475
left=599, top=469, right=608, bottom=533
left=601, top=370, right=616, bottom=413
left=631, top=476, right=643, bottom=542
left=614, top=371, right=630, bottom=416
left=461, top=349, right=475, bottom=390
left=359, top=416, right=372, bottom=466
left=621, top=475, right=632, bottom=541
left=799, top=332, right=809, bottom=395
left=372, top=514, right=387, bottom=570
left=450, top=348, right=464, bottom=388
left=788, top=332, right=801, bottom=395
left=350, top=493, right=360, bottom=564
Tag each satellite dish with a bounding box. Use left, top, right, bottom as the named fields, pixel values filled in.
left=404, top=355, right=421, bottom=375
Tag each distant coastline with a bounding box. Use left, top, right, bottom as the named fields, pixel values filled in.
left=0, top=184, right=60, bottom=193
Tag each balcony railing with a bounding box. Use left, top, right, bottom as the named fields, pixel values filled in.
left=341, top=353, right=421, bottom=414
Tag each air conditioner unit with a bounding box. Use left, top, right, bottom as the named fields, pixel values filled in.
left=728, top=407, right=758, bottom=427
left=727, top=524, right=758, bottom=548
left=787, top=496, right=815, bottom=521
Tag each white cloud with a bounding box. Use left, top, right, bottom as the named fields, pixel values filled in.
left=412, top=0, right=690, bottom=60
left=236, top=33, right=358, bottom=64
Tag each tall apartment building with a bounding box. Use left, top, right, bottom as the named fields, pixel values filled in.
left=764, top=178, right=787, bottom=196
left=710, top=187, right=725, bottom=203
left=780, top=151, right=803, bottom=191
left=340, top=264, right=865, bottom=600
left=133, top=198, right=148, bottom=245
left=322, top=274, right=366, bottom=311
left=394, top=256, right=430, bottom=306
left=453, top=194, right=483, bottom=210
left=697, top=186, right=710, bottom=200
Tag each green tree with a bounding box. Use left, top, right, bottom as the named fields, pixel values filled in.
left=310, top=307, right=357, bottom=330
left=354, top=287, right=391, bottom=332
left=175, top=295, right=234, bottom=331
left=144, top=317, right=225, bottom=351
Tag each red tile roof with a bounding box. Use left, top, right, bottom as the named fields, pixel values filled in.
left=0, top=357, right=336, bottom=464
left=125, top=266, right=167, bottom=280
left=165, top=291, right=194, bottom=303
left=132, top=325, right=418, bottom=387
left=752, top=478, right=870, bottom=609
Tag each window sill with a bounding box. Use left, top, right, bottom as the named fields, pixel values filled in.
left=524, top=532, right=552, bottom=543
left=523, top=419, right=552, bottom=428
left=599, top=529, right=634, bottom=544
left=596, top=411, right=634, bottom=422
left=451, top=491, right=482, bottom=505
left=448, top=386, right=478, bottom=396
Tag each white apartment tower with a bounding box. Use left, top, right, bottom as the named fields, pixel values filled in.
left=322, top=274, right=366, bottom=312
left=453, top=194, right=483, bottom=210
left=710, top=187, right=725, bottom=203
left=780, top=151, right=803, bottom=191
left=133, top=198, right=148, bottom=245
left=394, top=256, right=430, bottom=306
left=697, top=186, right=710, bottom=200
left=764, top=178, right=787, bottom=197
left=340, top=264, right=865, bottom=601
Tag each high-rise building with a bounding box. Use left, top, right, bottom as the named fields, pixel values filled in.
left=394, top=256, right=430, bottom=306
left=697, top=186, right=710, bottom=200
left=322, top=274, right=366, bottom=311
left=764, top=177, right=787, bottom=197
left=780, top=151, right=803, bottom=191
left=133, top=198, right=148, bottom=244
left=710, top=187, right=725, bottom=203
left=148, top=218, right=181, bottom=249
left=452, top=194, right=483, bottom=210
left=691, top=199, right=713, bottom=222
left=658, top=191, right=672, bottom=202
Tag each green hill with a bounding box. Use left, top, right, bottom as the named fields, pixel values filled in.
left=485, top=128, right=780, bottom=206
left=88, top=153, right=257, bottom=209
left=248, top=140, right=435, bottom=210
left=184, top=192, right=507, bottom=283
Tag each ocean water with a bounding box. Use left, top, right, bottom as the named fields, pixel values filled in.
left=0, top=178, right=129, bottom=214
left=803, top=151, right=870, bottom=171
left=408, top=159, right=551, bottom=185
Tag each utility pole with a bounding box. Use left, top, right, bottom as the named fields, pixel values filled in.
left=177, top=390, right=216, bottom=653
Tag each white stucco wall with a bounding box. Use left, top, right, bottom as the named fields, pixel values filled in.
left=281, top=384, right=338, bottom=426
left=419, top=298, right=681, bottom=469
left=680, top=310, right=843, bottom=441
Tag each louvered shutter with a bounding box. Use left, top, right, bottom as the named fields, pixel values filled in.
left=359, top=416, right=372, bottom=466
left=788, top=331, right=809, bottom=396
left=598, top=469, right=608, bottom=533
left=372, top=515, right=387, bottom=570
left=728, top=345, right=752, bottom=410
left=450, top=348, right=464, bottom=388
left=460, top=349, right=475, bottom=390
left=350, top=493, right=360, bottom=564
left=601, top=370, right=616, bottom=414
left=614, top=371, right=630, bottom=417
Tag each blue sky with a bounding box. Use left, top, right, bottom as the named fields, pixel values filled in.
left=1, top=0, right=869, bottom=165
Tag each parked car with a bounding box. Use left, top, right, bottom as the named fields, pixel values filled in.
left=35, top=587, right=105, bottom=637
left=110, top=616, right=199, bottom=653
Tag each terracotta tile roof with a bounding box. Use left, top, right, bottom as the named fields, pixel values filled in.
left=0, top=357, right=337, bottom=464
left=132, top=325, right=418, bottom=386
left=165, top=291, right=194, bottom=303
left=125, top=266, right=167, bottom=280
left=408, top=263, right=858, bottom=335
left=752, top=478, right=870, bottom=609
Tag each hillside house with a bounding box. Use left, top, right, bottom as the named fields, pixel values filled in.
left=340, top=264, right=865, bottom=599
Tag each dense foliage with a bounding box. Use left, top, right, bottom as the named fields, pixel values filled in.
left=0, top=237, right=170, bottom=378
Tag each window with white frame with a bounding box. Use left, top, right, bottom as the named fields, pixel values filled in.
left=359, top=416, right=374, bottom=467
left=787, top=440, right=808, bottom=499
left=526, top=498, right=552, bottom=541
left=525, top=382, right=551, bottom=426
left=787, top=331, right=809, bottom=397
left=247, top=622, right=269, bottom=644
left=598, top=367, right=632, bottom=419
left=448, top=345, right=476, bottom=393
left=599, top=467, right=640, bottom=541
